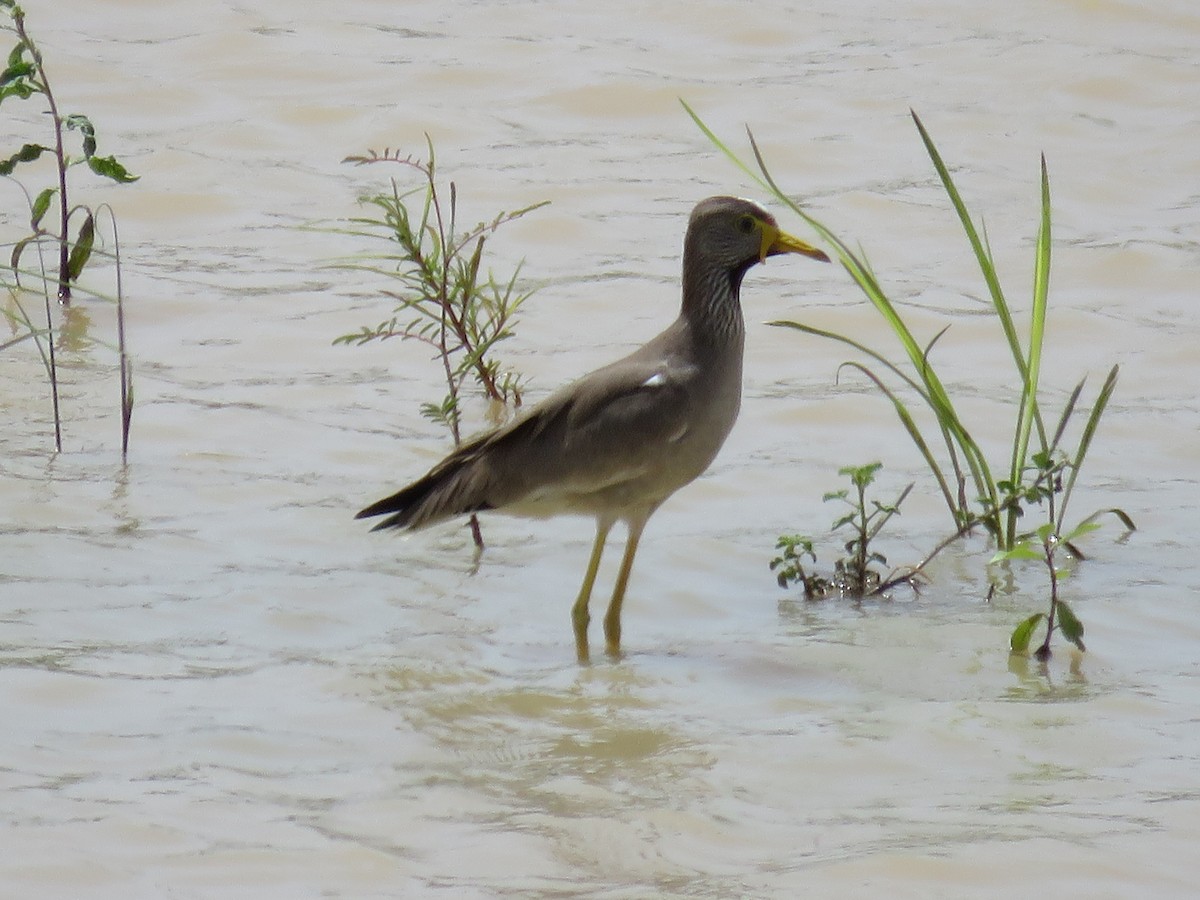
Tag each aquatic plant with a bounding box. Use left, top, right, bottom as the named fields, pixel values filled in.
left=771, top=462, right=912, bottom=599
left=333, top=138, right=547, bottom=547
left=770, top=534, right=825, bottom=599
left=0, top=0, right=137, bottom=301
left=0, top=0, right=138, bottom=457
left=684, top=101, right=1134, bottom=656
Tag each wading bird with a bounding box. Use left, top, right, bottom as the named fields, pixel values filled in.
left=358, top=196, right=828, bottom=660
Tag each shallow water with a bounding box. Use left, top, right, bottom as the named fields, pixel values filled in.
left=2, top=0, right=1199, bottom=896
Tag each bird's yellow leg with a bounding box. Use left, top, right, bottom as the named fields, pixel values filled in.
left=604, top=517, right=647, bottom=658
left=573, top=519, right=612, bottom=663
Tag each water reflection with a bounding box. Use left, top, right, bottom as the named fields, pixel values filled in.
left=57, top=303, right=92, bottom=353
left=370, top=657, right=714, bottom=846
left=1004, top=651, right=1091, bottom=702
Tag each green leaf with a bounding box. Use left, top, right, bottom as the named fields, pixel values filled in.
left=64, top=113, right=94, bottom=134
left=991, top=543, right=1042, bottom=563
left=30, top=186, right=54, bottom=229
left=65, top=114, right=98, bottom=157
left=0, top=60, right=33, bottom=85
left=66, top=212, right=95, bottom=281
left=0, top=80, right=35, bottom=103
left=10, top=233, right=33, bottom=272
left=1010, top=613, right=1045, bottom=653
left=0, top=142, right=46, bottom=174
left=1055, top=600, right=1086, bottom=651
left=87, top=154, right=139, bottom=183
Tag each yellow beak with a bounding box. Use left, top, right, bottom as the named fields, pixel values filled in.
left=759, top=222, right=829, bottom=263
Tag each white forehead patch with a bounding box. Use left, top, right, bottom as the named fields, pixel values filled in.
left=735, top=196, right=767, bottom=215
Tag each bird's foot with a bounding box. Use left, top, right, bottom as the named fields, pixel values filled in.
left=603, top=617, right=622, bottom=660
left=575, top=636, right=592, bottom=665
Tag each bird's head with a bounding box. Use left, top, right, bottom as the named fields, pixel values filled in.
left=687, top=196, right=829, bottom=275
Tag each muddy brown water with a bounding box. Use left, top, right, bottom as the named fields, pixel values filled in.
left=2, top=1, right=1198, bottom=897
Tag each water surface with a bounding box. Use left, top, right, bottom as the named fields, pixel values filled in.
left=3, top=1, right=1199, bottom=896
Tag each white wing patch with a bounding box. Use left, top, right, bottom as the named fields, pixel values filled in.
left=638, top=369, right=689, bottom=441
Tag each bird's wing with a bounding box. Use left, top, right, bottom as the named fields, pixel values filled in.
left=479, top=354, right=697, bottom=502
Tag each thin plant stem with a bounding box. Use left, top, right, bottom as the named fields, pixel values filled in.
left=11, top=6, right=69, bottom=301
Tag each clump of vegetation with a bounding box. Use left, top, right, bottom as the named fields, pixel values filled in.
left=333, top=138, right=547, bottom=547
left=0, top=0, right=139, bottom=457
left=770, top=534, right=826, bottom=600
left=685, top=101, right=1134, bottom=657
left=772, top=463, right=911, bottom=599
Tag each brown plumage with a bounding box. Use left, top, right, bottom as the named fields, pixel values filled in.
left=358, top=196, right=828, bottom=660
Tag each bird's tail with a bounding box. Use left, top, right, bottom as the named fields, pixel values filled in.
left=356, top=449, right=493, bottom=532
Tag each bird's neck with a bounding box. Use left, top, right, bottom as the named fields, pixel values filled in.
left=680, top=253, right=748, bottom=346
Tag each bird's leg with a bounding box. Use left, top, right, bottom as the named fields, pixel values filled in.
left=604, top=516, right=647, bottom=658
left=573, top=518, right=612, bottom=663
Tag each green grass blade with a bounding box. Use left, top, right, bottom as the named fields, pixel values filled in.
left=680, top=99, right=770, bottom=194
left=1057, top=363, right=1120, bottom=531
left=1048, top=377, right=1085, bottom=455
left=687, top=103, right=1000, bottom=527
left=838, top=360, right=960, bottom=518
left=911, top=110, right=1024, bottom=377
left=748, top=125, right=996, bottom=511
left=1011, top=154, right=1052, bottom=484
left=773, top=319, right=977, bottom=520
left=771, top=320, right=929, bottom=398
left=1076, top=506, right=1136, bottom=532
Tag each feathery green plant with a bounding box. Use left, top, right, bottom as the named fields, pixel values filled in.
left=333, top=139, right=547, bottom=547
left=684, top=101, right=1133, bottom=655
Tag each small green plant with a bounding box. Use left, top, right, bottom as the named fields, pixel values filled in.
left=684, top=101, right=1134, bottom=655
left=771, top=463, right=911, bottom=599
left=995, top=441, right=1129, bottom=658
left=333, top=139, right=547, bottom=547
left=826, top=462, right=912, bottom=595
left=0, top=0, right=137, bottom=302
left=1001, top=521, right=1089, bottom=660
left=770, top=534, right=826, bottom=598
left=0, top=0, right=138, bottom=457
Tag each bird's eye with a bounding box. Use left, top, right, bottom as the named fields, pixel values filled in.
left=737, top=215, right=757, bottom=234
